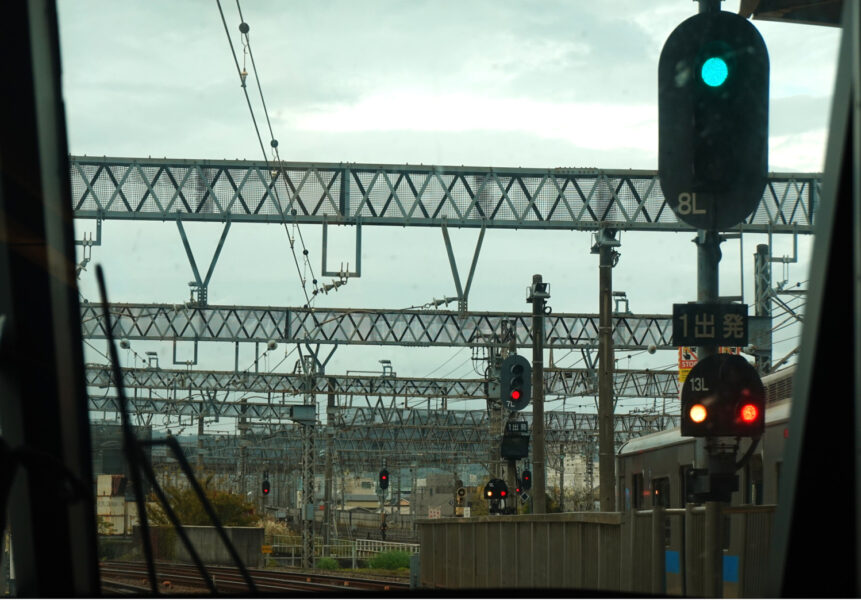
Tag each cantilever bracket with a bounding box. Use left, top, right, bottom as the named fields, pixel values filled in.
left=75, top=217, right=102, bottom=247
left=75, top=218, right=102, bottom=276
left=172, top=338, right=198, bottom=366
left=176, top=218, right=231, bottom=306
left=441, top=220, right=486, bottom=315
left=321, top=216, right=361, bottom=278
left=767, top=223, right=799, bottom=265
left=299, top=342, right=338, bottom=376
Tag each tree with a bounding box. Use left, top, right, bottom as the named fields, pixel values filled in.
left=467, top=484, right=489, bottom=516
left=147, top=476, right=258, bottom=527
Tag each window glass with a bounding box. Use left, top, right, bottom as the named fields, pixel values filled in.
left=632, top=473, right=644, bottom=510
left=39, top=0, right=840, bottom=590
left=652, top=477, right=670, bottom=508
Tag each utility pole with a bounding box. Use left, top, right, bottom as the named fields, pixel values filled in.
left=239, top=395, right=248, bottom=498
left=301, top=355, right=317, bottom=569
left=323, top=379, right=336, bottom=547
left=527, top=274, right=549, bottom=514
left=559, top=450, right=566, bottom=512
left=754, top=244, right=772, bottom=374
left=592, top=229, right=619, bottom=511
left=323, top=429, right=333, bottom=547
left=197, top=414, right=204, bottom=472
left=487, top=345, right=503, bottom=480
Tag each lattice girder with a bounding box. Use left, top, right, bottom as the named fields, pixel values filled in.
left=81, top=303, right=680, bottom=350
left=84, top=363, right=679, bottom=399
left=71, top=156, right=819, bottom=233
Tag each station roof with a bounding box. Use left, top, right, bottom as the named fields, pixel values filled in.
left=739, top=0, right=843, bottom=27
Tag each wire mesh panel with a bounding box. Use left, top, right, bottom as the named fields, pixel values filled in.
left=70, top=157, right=819, bottom=232
left=80, top=303, right=678, bottom=349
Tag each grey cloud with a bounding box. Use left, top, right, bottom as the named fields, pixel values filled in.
left=770, top=95, right=831, bottom=136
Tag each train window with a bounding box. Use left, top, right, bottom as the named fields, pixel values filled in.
left=652, top=477, right=670, bottom=508
left=632, top=473, right=644, bottom=510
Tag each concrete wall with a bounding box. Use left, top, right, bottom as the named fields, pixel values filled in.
left=419, top=506, right=777, bottom=595
left=137, top=526, right=264, bottom=568
left=418, top=512, right=623, bottom=590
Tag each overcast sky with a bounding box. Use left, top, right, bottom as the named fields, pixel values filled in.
left=59, top=1, right=841, bottom=425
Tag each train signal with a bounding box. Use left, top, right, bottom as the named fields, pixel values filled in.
left=379, top=469, right=389, bottom=490
left=483, top=478, right=509, bottom=500
left=658, top=10, right=769, bottom=230
left=500, top=354, right=531, bottom=411
left=681, top=353, right=765, bottom=437
left=262, top=478, right=270, bottom=495
left=522, top=470, right=532, bottom=490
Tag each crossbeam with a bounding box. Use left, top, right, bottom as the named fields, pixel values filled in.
left=84, top=363, right=679, bottom=399
left=81, top=302, right=683, bottom=349
left=70, top=156, right=819, bottom=233
left=125, top=407, right=679, bottom=470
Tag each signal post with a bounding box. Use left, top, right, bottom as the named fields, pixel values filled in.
left=527, top=275, right=549, bottom=514
left=659, top=2, right=769, bottom=596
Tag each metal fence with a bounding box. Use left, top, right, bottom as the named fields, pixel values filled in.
left=267, top=536, right=419, bottom=569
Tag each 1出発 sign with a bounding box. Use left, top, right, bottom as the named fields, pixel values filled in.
left=673, top=303, right=748, bottom=347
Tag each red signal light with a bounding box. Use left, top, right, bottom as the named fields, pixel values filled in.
left=500, top=490, right=507, bottom=497
left=382, top=474, right=387, bottom=480
left=510, top=390, right=521, bottom=401
left=739, top=403, right=758, bottom=423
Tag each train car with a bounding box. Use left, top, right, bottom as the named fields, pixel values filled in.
left=617, top=365, right=795, bottom=512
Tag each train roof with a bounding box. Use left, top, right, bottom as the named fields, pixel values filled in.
left=617, top=399, right=792, bottom=457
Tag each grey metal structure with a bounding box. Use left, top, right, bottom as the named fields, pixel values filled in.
left=70, top=156, right=818, bottom=233
left=81, top=302, right=682, bottom=349
left=332, top=407, right=679, bottom=451
left=83, top=363, right=680, bottom=400
left=88, top=394, right=295, bottom=421
left=138, top=407, right=679, bottom=473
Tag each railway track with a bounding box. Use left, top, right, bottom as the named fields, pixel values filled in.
left=101, top=560, right=410, bottom=594
left=100, top=579, right=154, bottom=595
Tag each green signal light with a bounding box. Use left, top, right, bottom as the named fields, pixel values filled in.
left=701, top=57, right=728, bottom=87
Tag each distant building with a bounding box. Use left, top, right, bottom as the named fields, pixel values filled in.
left=95, top=474, right=138, bottom=535
left=545, top=453, right=599, bottom=492
left=411, top=474, right=460, bottom=518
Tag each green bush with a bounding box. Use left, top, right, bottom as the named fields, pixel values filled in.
left=368, top=550, right=411, bottom=570
left=316, top=556, right=339, bottom=570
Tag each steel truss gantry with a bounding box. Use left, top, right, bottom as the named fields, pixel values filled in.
left=140, top=407, right=679, bottom=472
left=82, top=302, right=684, bottom=349
left=329, top=407, right=679, bottom=454
left=82, top=302, right=772, bottom=350
left=70, top=156, right=818, bottom=233
left=84, top=363, right=680, bottom=402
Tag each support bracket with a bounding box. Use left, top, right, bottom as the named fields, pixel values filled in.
left=176, top=219, right=231, bottom=306
left=172, top=338, right=198, bottom=366
left=441, top=220, right=486, bottom=316
left=75, top=218, right=102, bottom=277
left=321, top=217, right=361, bottom=278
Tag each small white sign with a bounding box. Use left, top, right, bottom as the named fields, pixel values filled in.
left=463, top=507, right=471, bottom=518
